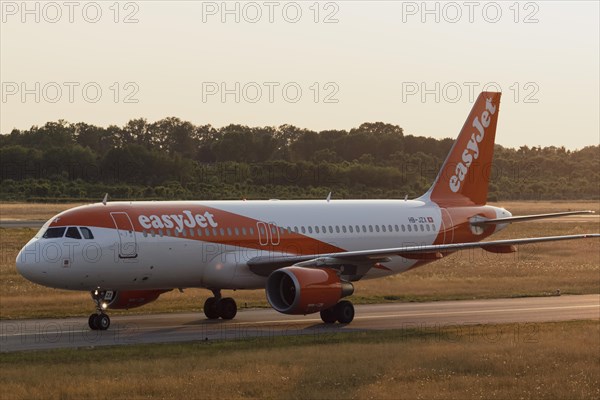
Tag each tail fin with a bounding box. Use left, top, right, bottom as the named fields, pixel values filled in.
left=422, top=91, right=502, bottom=207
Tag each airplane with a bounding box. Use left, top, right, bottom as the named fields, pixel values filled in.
left=15, top=91, right=599, bottom=330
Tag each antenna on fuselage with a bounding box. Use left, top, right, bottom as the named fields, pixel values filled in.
left=326, top=192, right=332, bottom=203
left=404, top=194, right=408, bottom=201
left=102, top=193, right=108, bottom=205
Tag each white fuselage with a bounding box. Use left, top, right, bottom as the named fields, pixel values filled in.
left=16, top=199, right=508, bottom=292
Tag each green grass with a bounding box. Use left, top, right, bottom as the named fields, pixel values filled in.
left=1, top=321, right=598, bottom=399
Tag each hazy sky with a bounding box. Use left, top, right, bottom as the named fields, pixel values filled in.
left=1, top=1, right=599, bottom=149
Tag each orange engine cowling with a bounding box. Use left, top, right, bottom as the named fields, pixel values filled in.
left=266, top=267, right=354, bottom=315
left=99, top=290, right=170, bottom=310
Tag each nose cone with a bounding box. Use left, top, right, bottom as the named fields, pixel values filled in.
left=15, top=243, right=35, bottom=281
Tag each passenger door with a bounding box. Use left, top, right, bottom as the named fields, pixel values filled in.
left=110, top=212, right=138, bottom=258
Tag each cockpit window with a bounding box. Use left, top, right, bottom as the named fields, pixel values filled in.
left=80, top=227, right=94, bottom=239
left=65, top=227, right=82, bottom=239
left=42, top=227, right=66, bottom=239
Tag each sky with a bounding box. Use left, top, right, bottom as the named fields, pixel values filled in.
left=1, top=0, right=599, bottom=149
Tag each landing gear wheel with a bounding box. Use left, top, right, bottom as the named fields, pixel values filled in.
left=217, top=297, right=237, bottom=320
left=335, top=300, right=355, bottom=324
left=204, top=297, right=220, bottom=319
left=88, top=314, right=99, bottom=330
left=98, top=314, right=110, bottom=330
left=320, top=307, right=337, bottom=324
left=88, top=313, right=110, bottom=330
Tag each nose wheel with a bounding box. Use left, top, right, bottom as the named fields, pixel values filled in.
left=89, top=290, right=111, bottom=330
left=88, top=313, right=111, bottom=330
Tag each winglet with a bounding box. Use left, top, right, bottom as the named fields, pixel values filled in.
left=102, top=193, right=108, bottom=206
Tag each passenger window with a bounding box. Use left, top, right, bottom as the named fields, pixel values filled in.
left=242, top=227, right=247, bottom=235
left=308, top=226, right=313, bottom=234
left=42, top=227, right=66, bottom=238
left=235, top=227, right=240, bottom=236
left=349, top=226, right=353, bottom=233
left=432, top=224, right=436, bottom=231
left=197, top=228, right=202, bottom=237
left=381, top=225, right=387, bottom=233
left=315, top=226, right=320, bottom=234
left=355, top=225, right=360, bottom=233
left=301, top=226, right=306, bottom=234
left=362, top=225, right=367, bottom=233
left=375, top=225, right=380, bottom=233
left=249, top=227, right=255, bottom=235
left=65, top=227, right=82, bottom=239
left=394, top=225, right=399, bottom=232
left=407, top=225, right=412, bottom=232
left=227, top=228, right=232, bottom=236
left=426, top=224, right=431, bottom=232
left=182, top=229, right=187, bottom=237
left=335, top=226, right=340, bottom=233
left=143, top=230, right=148, bottom=238
left=342, top=226, right=347, bottom=233
left=213, top=228, right=218, bottom=236
left=401, top=225, right=406, bottom=232
left=159, top=229, right=164, bottom=237
left=80, top=227, right=94, bottom=239
left=189, top=229, right=194, bottom=237
left=413, top=224, right=418, bottom=232
left=388, top=225, right=393, bottom=232
left=205, top=228, right=211, bottom=237
left=368, top=225, right=373, bottom=233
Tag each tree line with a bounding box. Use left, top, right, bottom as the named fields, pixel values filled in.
left=1, top=118, right=598, bottom=201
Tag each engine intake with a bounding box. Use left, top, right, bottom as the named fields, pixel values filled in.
left=266, top=267, right=354, bottom=315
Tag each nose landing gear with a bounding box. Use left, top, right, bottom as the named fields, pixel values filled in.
left=89, top=290, right=111, bottom=330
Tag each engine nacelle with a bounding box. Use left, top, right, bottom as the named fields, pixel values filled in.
left=96, top=289, right=170, bottom=310
left=266, top=267, right=354, bottom=315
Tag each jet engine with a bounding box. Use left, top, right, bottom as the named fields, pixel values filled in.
left=95, top=289, right=170, bottom=310
left=266, top=267, right=354, bottom=315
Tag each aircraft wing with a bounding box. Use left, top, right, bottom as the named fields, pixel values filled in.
left=247, top=233, right=600, bottom=277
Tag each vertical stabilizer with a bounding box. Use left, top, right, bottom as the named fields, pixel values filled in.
left=422, top=92, right=501, bottom=206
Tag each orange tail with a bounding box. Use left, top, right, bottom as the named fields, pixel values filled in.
left=422, top=91, right=502, bottom=207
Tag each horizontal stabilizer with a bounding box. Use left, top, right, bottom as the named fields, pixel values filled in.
left=471, top=210, right=595, bottom=226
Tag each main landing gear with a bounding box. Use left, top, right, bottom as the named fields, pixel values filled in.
left=88, top=290, right=111, bottom=330
left=320, top=300, right=355, bottom=324
left=203, top=289, right=237, bottom=320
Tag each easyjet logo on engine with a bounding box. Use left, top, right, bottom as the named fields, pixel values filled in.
left=449, top=97, right=497, bottom=193
left=138, top=210, right=218, bottom=230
